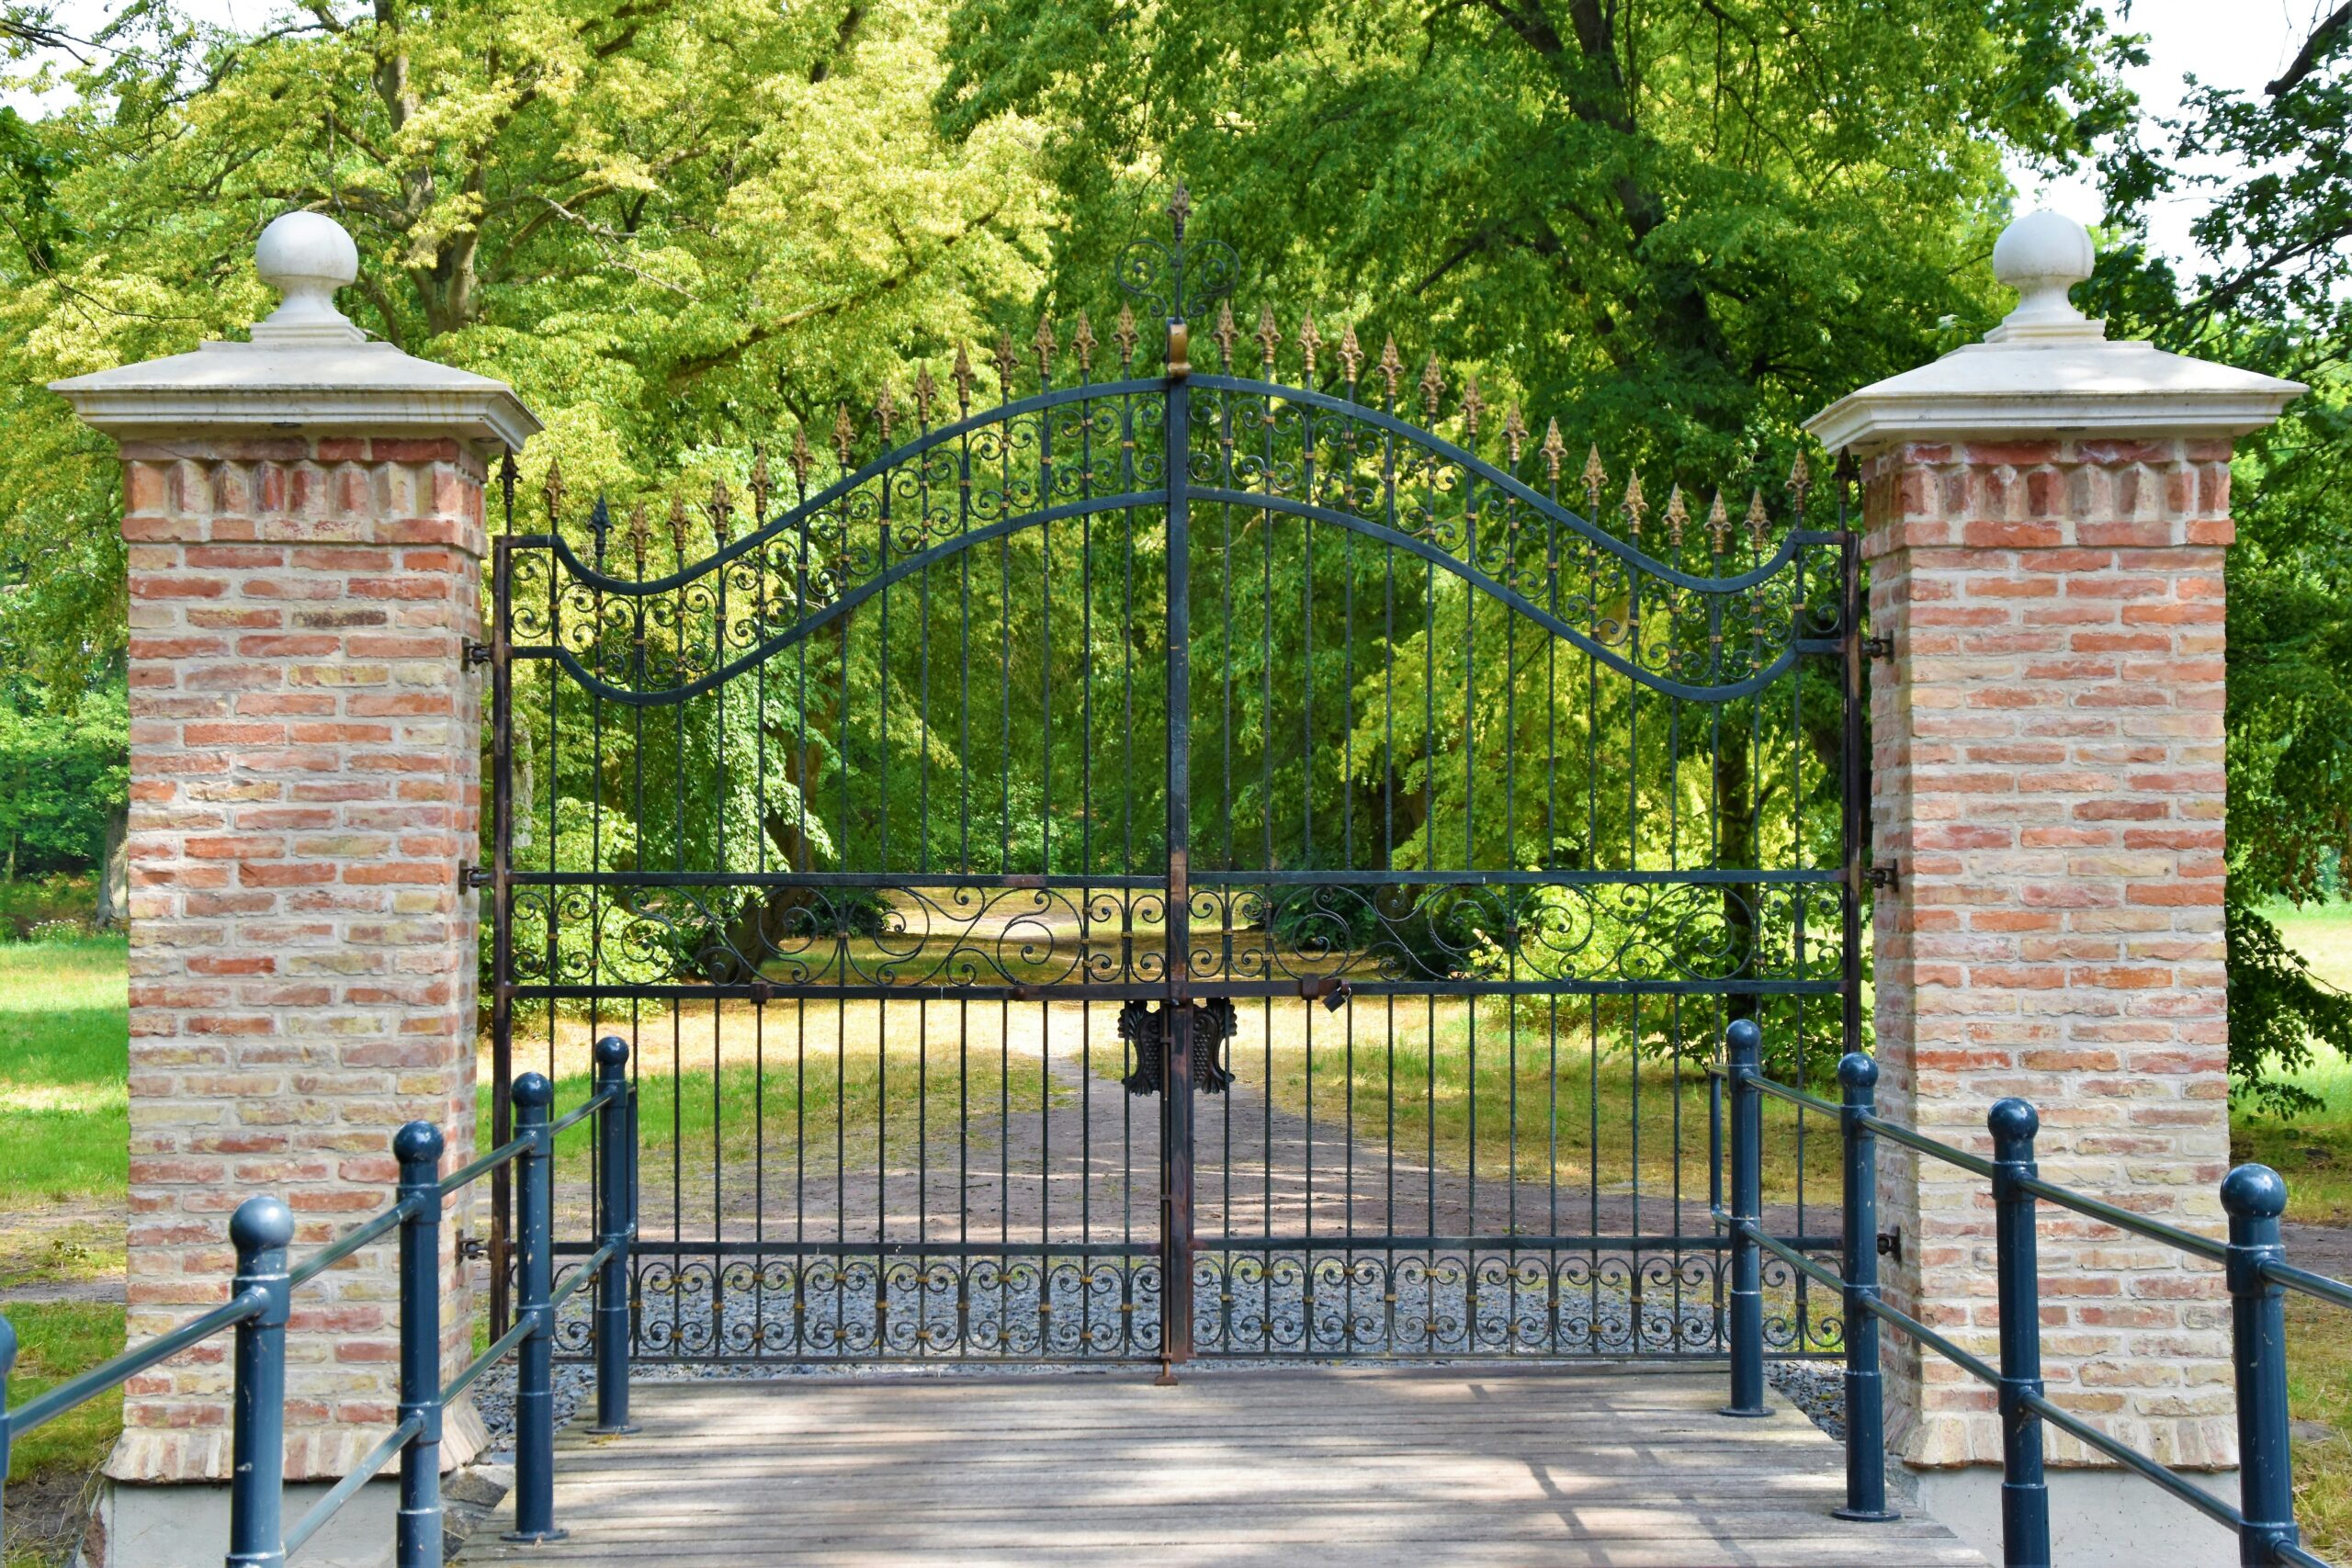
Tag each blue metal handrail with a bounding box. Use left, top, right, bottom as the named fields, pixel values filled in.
left=1712, top=1018, right=2348, bottom=1567
left=0, top=1036, right=639, bottom=1567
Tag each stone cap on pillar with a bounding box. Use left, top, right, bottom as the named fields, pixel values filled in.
left=1806, top=209, right=2303, bottom=456
left=50, top=210, right=540, bottom=451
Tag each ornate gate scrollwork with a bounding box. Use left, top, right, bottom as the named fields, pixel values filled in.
left=1118, top=998, right=1238, bottom=1096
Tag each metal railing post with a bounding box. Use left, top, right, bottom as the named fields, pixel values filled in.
left=2223, top=1163, right=2299, bottom=1567
left=227, top=1195, right=294, bottom=1568
left=591, top=1036, right=638, bottom=1435
left=1, top=1312, right=17, bottom=1530
left=1722, top=1018, right=1770, bottom=1417
left=1835, top=1052, right=1897, bottom=1521
left=1989, top=1098, right=2050, bottom=1568
left=395, top=1122, right=447, bottom=1568
left=503, top=1072, right=565, bottom=1544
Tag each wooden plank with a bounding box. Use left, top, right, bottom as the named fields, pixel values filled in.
left=455, top=1370, right=1987, bottom=1567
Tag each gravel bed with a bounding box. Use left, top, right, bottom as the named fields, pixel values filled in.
left=1768, top=1359, right=1846, bottom=1441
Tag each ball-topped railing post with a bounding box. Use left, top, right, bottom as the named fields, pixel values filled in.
left=1988, top=1098, right=2049, bottom=1568
left=504, top=1072, right=565, bottom=1544
left=226, top=1195, right=296, bottom=1568
left=591, top=1036, right=639, bottom=1436
left=1835, top=1051, right=1898, bottom=1521
left=394, top=1121, right=447, bottom=1568
left=2222, top=1164, right=2299, bottom=1566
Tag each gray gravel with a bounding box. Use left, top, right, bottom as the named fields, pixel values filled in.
left=1769, top=1359, right=1846, bottom=1440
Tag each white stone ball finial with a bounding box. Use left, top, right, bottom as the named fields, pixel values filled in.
left=1987, top=209, right=2101, bottom=344
left=251, top=210, right=365, bottom=345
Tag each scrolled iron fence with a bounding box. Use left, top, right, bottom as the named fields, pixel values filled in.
left=0, top=1036, right=639, bottom=1567
left=1713, top=1016, right=2352, bottom=1567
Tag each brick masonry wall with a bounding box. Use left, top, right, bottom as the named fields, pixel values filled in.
left=1864, top=436, right=2236, bottom=1472
left=114, top=434, right=487, bottom=1483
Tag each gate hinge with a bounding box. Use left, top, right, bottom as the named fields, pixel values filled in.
left=1861, top=635, right=1894, bottom=660
left=1878, top=1228, right=1902, bottom=1263
left=458, top=1234, right=490, bottom=1262
left=459, top=863, right=494, bottom=890
left=1864, top=862, right=1899, bottom=894
left=462, top=639, right=494, bottom=668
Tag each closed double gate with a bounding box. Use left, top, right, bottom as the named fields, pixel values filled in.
left=488, top=200, right=1864, bottom=1372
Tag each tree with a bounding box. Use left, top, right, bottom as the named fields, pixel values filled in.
left=2088, top=0, right=2352, bottom=1113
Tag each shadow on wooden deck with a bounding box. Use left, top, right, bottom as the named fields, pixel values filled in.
left=458, top=1365, right=1982, bottom=1567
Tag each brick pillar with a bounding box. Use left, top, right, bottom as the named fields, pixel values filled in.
left=1808, top=211, right=2301, bottom=1565
left=53, top=212, right=537, bottom=1495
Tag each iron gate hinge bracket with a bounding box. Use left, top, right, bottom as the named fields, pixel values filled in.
left=463, top=639, right=493, bottom=668
left=1878, top=1228, right=1901, bottom=1263
left=1864, top=862, right=1899, bottom=894
left=458, top=1234, right=489, bottom=1262
left=460, top=863, right=494, bottom=890
left=1862, top=635, right=1894, bottom=660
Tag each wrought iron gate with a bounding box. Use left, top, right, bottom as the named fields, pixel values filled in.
left=490, top=192, right=1864, bottom=1371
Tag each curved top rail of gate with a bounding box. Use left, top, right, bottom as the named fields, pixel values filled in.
left=503, top=367, right=1840, bottom=709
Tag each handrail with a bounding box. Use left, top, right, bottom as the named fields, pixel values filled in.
left=0, top=1038, right=641, bottom=1568
left=1713, top=1021, right=2349, bottom=1567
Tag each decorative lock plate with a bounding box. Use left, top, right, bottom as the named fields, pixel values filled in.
left=1116, top=998, right=1238, bottom=1096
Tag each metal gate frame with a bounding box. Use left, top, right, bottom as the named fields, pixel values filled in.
left=487, top=190, right=1866, bottom=1373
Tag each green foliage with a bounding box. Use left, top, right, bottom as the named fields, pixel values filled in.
left=0, top=686, right=124, bottom=878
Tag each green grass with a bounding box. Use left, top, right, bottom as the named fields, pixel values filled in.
left=2287, top=1293, right=2352, bottom=1562
left=2233, top=902, right=2352, bottom=1225
left=0, top=937, right=128, bottom=1206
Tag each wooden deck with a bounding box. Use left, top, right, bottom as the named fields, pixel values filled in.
left=462, top=1366, right=1985, bottom=1567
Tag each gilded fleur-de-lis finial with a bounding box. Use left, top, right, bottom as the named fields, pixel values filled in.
left=1072, top=310, right=1097, bottom=376
left=1211, top=300, right=1238, bottom=368
left=1377, top=335, right=1403, bottom=404
left=667, top=491, right=689, bottom=559
left=1746, top=488, right=1770, bottom=551
left=952, top=343, right=975, bottom=415
left=874, top=383, right=897, bottom=446
left=1785, top=450, right=1813, bottom=516
left=1458, top=375, right=1486, bottom=439
left=589, top=493, right=611, bottom=562
left=1254, top=303, right=1281, bottom=368
left=992, top=331, right=1017, bottom=398
left=1297, top=311, right=1322, bottom=380
left=542, top=456, right=565, bottom=527
left=1541, top=418, right=1566, bottom=483
left=1663, top=484, right=1689, bottom=547
left=1033, top=316, right=1056, bottom=382
left=1168, top=181, right=1192, bottom=243
left=1418, top=353, right=1444, bottom=421
left=1502, top=402, right=1528, bottom=465
left=707, top=479, right=732, bottom=545
left=1113, top=303, right=1139, bottom=370
left=913, top=365, right=937, bottom=427
left=1621, top=472, right=1648, bottom=538
left=627, top=502, right=650, bottom=578
left=832, top=402, right=854, bottom=468
left=789, top=423, right=813, bottom=500
left=1340, top=323, right=1363, bottom=387
left=749, top=448, right=774, bottom=522
left=1581, top=445, right=1607, bottom=514
left=1707, top=491, right=1730, bottom=552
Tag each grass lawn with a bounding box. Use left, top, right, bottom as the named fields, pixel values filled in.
left=0, top=935, right=130, bottom=1566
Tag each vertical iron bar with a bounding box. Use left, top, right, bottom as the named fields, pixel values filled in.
left=2223, top=1163, right=2299, bottom=1567
left=1990, top=1098, right=2050, bottom=1568
left=504, top=1073, right=565, bottom=1544
left=226, top=1195, right=293, bottom=1568
left=0, top=1313, right=14, bottom=1531
left=1835, top=1054, right=1896, bottom=1521
left=1722, top=1019, right=1768, bottom=1416
left=1161, top=320, right=1194, bottom=1381
left=593, top=1037, right=637, bottom=1433
left=395, top=1123, right=445, bottom=1568
left=489, top=536, right=514, bottom=1338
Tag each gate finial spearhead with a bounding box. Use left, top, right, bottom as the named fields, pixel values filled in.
left=953, top=342, right=975, bottom=415
left=992, top=331, right=1018, bottom=400
left=874, top=383, right=897, bottom=446
left=707, top=479, right=732, bottom=546
left=1033, top=316, right=1056, bottom=384
left=832, top=403, right=855, bottom=469
left=1785, top=450, right=1813, bottom=518
left=667, top=491, right=689, bottom=561
left=1581, top=445, right=1606, bottom=515
left=1663, top=483, right=1688, bottom=548
left=1746, top=487, right=1771, bottom=552
left=1113, top=304, right=1139, bottom=372
left=627, top=503, right=649, bottom=579
left=1168, top=181, right=1192, bottom=243
left=1540, top=418, right=1566, bottom=484
left=1502, top=402, right=1527, bottom=465
left=542, top=456, right=565, bottom=528
left=589, top=493, right=611, bottom=563
left=1418, top=353, right=1444, bottom=421
left=1458, top=375, right=1485, bottom=440
left=1707, top=490, right=1731, bottom=553
left=749, top=448, right=774, bottom=523
left=789, top=423, right=813, bottom=501
left=1210, top=300, right=1238, bottom=369
left=1377, top=335, right=1402, bottom=406
left=1620, top=471, right=1647, bottom=539
left=1254, top=303, right=1281, bottom=369
left=1297, top=311, right=1321, bottom=380
left=1339, top=323, right=1363, bottom=389
left=913, top=364, right=937, bottom=428
left=1072, top=311, right=1097, bottom=378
